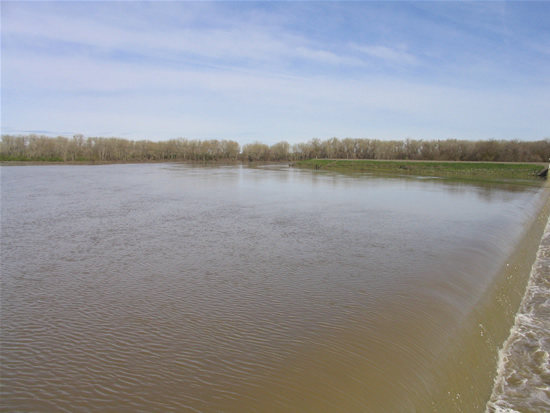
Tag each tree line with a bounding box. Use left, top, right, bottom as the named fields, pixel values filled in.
left=1, top=134, right=549, bottom=163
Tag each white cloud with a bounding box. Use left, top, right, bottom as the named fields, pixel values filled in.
left=2, top=1, right=549, bottom=143
left=353, top=44, right=418, bottom=66
left=293, top=47, right=364, bottom=66
left=2, top=2, right=359, bottom=74
left=5, top=41, right=547, bottom=142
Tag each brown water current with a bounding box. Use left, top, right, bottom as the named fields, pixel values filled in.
left=1, top=163, right=548, bottom=412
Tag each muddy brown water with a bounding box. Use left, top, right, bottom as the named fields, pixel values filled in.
left=1, top=163, right=548, bottom=412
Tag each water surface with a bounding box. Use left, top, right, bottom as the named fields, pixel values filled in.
left=1, top=163, right=548, bottom=412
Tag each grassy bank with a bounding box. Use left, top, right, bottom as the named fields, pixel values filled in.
left=294, top=159, right=547, bottom=179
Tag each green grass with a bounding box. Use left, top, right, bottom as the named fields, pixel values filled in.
left=294, top=159, right=547, bottom=178
left=0, top=155, right=32, bottom=162
left=0, top=155, right=65, bottom=162
left=0, top=155, right=95, bottom=163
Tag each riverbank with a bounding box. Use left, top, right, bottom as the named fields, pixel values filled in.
left=294, top=159, right=547, bottom=179
left=2, top=159, right=547, bottom=180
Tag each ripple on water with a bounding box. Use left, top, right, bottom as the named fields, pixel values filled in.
left=1, top=164, right=548, bottom=412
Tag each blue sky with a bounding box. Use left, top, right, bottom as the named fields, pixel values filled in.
left=2, top=1, right=549, bottom=145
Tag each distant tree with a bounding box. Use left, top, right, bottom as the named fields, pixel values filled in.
left=241, top=142, right=270, bottom=161
left=2, top=134, right=549, bottom=163
left=222, top=140, right=241, bottom=160
left=270, top=141, right=291, bottom=161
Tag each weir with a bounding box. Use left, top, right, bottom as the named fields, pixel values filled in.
left=536, top=160, right=550, bottom=178
left=444, top=184, right=550, bottom=412
left=418, top=184, right=550, bottom=412
left=486, top=215, right=550, bottom=412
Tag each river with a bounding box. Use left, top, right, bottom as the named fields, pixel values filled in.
left=1, top=163, right=548, bottom=412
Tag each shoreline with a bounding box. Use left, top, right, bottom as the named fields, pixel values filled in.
left=2, top=158, right=547, bottom=178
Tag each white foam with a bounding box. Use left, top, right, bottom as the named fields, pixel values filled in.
left=488, top=406, right=521, bottom=413
left=486, top=216, right=550, bottom=412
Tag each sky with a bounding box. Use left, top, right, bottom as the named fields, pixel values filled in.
left=1, top=1, right=549, bottom=145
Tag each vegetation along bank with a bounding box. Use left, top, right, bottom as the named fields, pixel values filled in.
left=1, top=135, right=549, bottom=164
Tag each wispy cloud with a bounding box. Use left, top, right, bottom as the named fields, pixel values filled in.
left=2, top=2, right=355, bottom=73
left=294, top=46, right=364, bottom=66
left=353, top=44, right=418, bottom=66
left=2, top=1, right=549, bottom=143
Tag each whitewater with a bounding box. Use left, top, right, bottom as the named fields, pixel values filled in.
left=487, top=216, right=550, bottom=412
